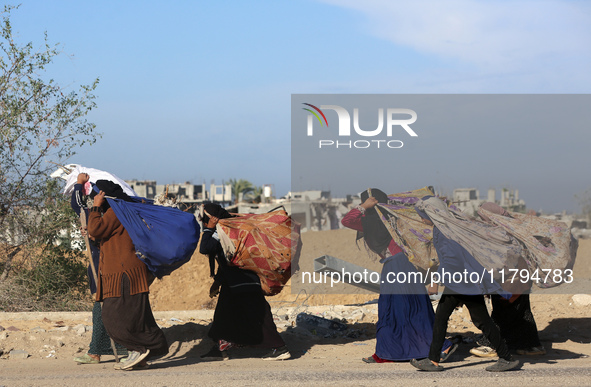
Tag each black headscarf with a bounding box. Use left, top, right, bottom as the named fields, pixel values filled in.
left=201, top=202, right=232, bottom=225
left=90, top=179, right=133, bottom=210
left=200, top=203, right=234, bottom=278
left=358, top=188, right=392, bottom=256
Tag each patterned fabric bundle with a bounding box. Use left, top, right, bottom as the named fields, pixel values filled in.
left=478, top=206, right=578, bottom=288
left=372, top=187, right=440, bottom=270
left=416, top=197, right=523, bottom=283
left=373, top=189, right=576, bottom=289
left=216, top=209, right=302, bottom=296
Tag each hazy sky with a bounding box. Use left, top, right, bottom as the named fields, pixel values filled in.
left=7, top=0, right=591, bottom=213
left=292, top=94, right=591, bottom=215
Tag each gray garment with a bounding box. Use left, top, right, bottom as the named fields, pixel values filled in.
left=88, top=301, right=127, bottom=356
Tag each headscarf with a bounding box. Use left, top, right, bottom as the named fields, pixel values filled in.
left=358, top=188, right=392, bottom=256
left=199, top=203, right=233, bottom=277
left=199, top=202, right=232, bottom=225
left=90, top=179, right=134, bottom=210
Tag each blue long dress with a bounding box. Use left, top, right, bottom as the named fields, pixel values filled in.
left=375, top=252, right=450, bottom=361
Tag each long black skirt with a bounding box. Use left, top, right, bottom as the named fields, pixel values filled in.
left=102, top=274, right=169, bottom=358
left=208, top=286, right=285, bottom=349
left=478, top=294, right=541, bottom=350
left=491, top=294, right=541, bottom=350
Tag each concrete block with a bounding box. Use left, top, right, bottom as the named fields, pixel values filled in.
left=9, top=350, right=29, bottom=359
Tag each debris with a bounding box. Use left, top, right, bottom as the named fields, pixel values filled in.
left=572, top=294, right=591, bottom=307
left=9, top=350, right=29, bottom=360
left=296, top=313, right=347, bottom=335
left=49, top=326, right=69, bottom=332
left=348, top=310, right=365, bottom=321
left=51, top=336, right=65, bottom=347
left=74, top=324, right=86, bottom=335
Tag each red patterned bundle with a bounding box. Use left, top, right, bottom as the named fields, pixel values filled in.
left=216, top=209, right=302, bottom=296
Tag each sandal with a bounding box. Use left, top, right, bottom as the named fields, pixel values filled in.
left=410, top=358, right=444, bottom=372
left=440, top=343, right=459, bottom=363
left=73, top=353, right=100, bottom=364
left=362, top=356, right=377, bottom=363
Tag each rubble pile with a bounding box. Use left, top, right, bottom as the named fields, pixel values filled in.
left=0, top=305, right=379, bottom=361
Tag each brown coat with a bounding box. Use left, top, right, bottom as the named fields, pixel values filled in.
left=87, top=207, right=149, bottom=301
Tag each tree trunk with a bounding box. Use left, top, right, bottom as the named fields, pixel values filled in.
left=0, top=246, right=22, bottom=282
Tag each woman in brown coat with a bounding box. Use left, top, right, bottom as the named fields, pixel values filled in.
left=87, top=181, right=168, bottom=370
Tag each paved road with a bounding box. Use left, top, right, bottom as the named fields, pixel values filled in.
left=2, top=356, right=591, bottom=387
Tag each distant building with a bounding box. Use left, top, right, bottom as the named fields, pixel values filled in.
left=452, top=188, right=526, bottom=216
left=452, top=188, right=484, bottom=216
left=283, top=190, right=350, bottom=232
left=126, top=180, right=208, bottom=201
left=286, top=190, right=330, bottom=201
left=125, top=180, right=212, bottom=212
left=126, top=180, right=157, bottom=199
left=210, top=183, right=232, bottom=205
left=157, top=182, right=208, bottom=202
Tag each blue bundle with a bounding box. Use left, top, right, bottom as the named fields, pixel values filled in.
left=107, top=198, right=200, bottom=278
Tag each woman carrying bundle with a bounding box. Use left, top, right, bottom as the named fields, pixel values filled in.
left=87, top=180, right=168, bottom=370
left=471, top=202, right=545, bottom=357
left=341, top=189, right=454, bottom=364
left=411, top=196, right=519, bottom=372
left=199, top=203, right=290, bottom=361
left=70, top=173, right=127, bottom=364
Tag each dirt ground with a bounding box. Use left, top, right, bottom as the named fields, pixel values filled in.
left=148, top=228, right=385, bottom=310
left=1, top=229, right=590, bottom=386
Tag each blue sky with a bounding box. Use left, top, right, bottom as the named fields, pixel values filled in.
left=7, top=0, right=591, bottom=213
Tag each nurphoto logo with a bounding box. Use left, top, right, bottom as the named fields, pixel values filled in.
left=302, top=103, right=418, bottom=149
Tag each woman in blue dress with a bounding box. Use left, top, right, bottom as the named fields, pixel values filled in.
left=342, top=189, right=454, bottom=363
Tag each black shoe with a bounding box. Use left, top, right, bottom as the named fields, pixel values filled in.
left=200, top=346, right=229, bottom=361
left=262, top=345, right=291, bottom=361
left=485, top=357, right=519, bottom=372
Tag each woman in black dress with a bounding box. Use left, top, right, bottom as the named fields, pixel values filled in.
left=199, top=203, right=290, bottom=361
